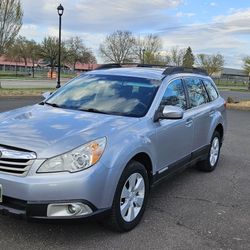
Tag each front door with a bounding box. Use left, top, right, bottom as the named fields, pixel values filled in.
left=155, top=78, right=194, bottom=172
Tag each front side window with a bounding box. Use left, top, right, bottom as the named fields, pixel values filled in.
left=160, top=79, right=187, bottom=110
left=203, top=79, right=218, bottom=101
left=46, top=74, right=160, bottom=117
left=185, top=78, right=209, bottom=108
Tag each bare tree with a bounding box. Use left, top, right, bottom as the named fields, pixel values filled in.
left=99, top=30, right=135, bottom=63
left=66, top=36, right=96, bottom=70
left=134, top=34, right=162, bottom=64
left=196, top=53, right=224, bottom=76
left=0, top=0, right=23, bottom=54
left=168, top=47, right=185, bottom=66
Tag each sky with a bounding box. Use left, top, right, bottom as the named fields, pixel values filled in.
left=19, top=0, right=250, bottom=69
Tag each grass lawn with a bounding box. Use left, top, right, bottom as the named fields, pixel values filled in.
left=0, top=71, right=76, bottom=80
left=0, top=88, right=55, bottom=96
left=226, top=100, right=250, bottom=111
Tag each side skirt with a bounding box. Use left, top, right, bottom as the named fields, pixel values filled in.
left=151, top=145, right=210, bottom=187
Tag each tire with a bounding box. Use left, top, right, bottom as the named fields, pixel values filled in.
left=104, top=160, right=149, bottom=232
left=197, top=131, right=221, bottom=172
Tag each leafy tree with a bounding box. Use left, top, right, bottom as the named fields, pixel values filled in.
left=28, top=40, right=40, bottom=78
left=0, top=0, right=23, bottom=54
left=196, top=53, right=224, bottom=76
left=8, top=36, right=30, bottom=68
left=182, top=47, right=195, bottom=67
left=40, top=36, right=65, bottom=78
left=242, top=56, right=250, bottom=90
left=99, top=30, right=135, bottom=63
left=243, top=56, right=250, bottom=74
left=66, top=36, right=96, bottom=70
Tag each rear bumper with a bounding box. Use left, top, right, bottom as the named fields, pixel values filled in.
left=0, top=196, right=110, bottom=221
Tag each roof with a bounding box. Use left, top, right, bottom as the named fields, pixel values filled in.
left=87, top=67, right=165, bottom=80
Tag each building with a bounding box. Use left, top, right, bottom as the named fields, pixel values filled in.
left=213, top=67, right=249, bottom=83
left=0, top=56, right=100, bottom=73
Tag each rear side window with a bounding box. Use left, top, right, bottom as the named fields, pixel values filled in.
left=161, top=79, right=187, bottom=110
left=185, top=78, right=209, bottom=108
left=203, top=79, right=218, bottom=101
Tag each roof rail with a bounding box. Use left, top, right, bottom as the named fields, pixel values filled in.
left=96, top=63, right=122, bottom=70
left=136, top=64, right=170, bottom=68
left=163, top=67, right=208, bottom=76
left=95, top=64, right=208, bottom=76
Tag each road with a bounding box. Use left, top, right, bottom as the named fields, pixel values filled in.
left=220, top=90, right=250, bottom=101
left=0, top=97, right=250, bottom=250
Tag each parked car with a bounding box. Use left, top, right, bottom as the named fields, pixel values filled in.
left=0, top=65, right=226, bottom=231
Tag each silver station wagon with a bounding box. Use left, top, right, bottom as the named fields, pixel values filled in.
left=0, top=64, right=226, bottom=231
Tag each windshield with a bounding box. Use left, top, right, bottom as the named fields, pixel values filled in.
left=46, top=74, right=160, bottom=117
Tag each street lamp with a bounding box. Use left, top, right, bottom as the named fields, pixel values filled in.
left=56, top=4, right=64, bottom=88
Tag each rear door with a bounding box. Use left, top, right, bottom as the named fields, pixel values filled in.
left=183, top=77, right=211, bottom=152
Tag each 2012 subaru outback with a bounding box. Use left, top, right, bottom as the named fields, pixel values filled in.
left=0, top=65, right=226, bottom=231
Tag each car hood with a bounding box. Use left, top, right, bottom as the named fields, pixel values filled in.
left=0, top=104, right=139, bottom=158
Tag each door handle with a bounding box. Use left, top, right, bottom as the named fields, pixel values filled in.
left=185, top=119, right=193, bottom=127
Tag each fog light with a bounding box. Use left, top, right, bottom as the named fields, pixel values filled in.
left=68, top=204, right=81, bottom=214
left=47, top=203, right=93, bottom=217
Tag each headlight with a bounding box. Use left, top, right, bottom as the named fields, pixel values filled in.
left=37, top=137, right=106, bottom=173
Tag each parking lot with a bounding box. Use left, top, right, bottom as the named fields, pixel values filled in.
left=0, top=96, right=250, bottom=250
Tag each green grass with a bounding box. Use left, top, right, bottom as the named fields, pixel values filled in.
left=0, top=88, right=55, bottom=96
left=0, top=70, right=76, bottom=80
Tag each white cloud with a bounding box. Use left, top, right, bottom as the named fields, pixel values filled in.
left=19, top=24, right=39, bottom=39
left=209, top=2, right=218, bottom=7
left=19, top=1, right=250, bottom=68
left=176, top=12, right=195, bottom=17
left=159, top=8, right=250, bottom=68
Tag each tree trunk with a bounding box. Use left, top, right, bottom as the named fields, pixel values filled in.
left=32, top=61, right=35, bottom=78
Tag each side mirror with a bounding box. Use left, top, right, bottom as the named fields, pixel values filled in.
left=154, top=105, right=184, bottom=121
left=42, top=91, right=52, bottom=100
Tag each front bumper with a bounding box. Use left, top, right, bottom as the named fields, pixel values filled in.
left=0, top=195, right=110, bottom=220
left=0, top=160, right=119, bottom=211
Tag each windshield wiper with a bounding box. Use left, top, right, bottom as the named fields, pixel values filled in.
left=80, top=108, right=108, bottom=114
left=44, top=102, right=61, bottom=108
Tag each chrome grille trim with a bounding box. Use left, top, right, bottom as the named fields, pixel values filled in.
left=0, top=147, right=36, bottom=176
left=0, top=147, right=36, bottom=160
left=0, top=159, right=33, bottom=166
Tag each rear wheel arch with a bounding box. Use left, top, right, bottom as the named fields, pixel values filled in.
left=214, top=123, right=224, bottom=142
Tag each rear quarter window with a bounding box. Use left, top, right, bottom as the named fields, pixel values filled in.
left=203, top=79, right=219, bottom=101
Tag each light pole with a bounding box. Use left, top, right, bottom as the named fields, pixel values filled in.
left=56, top=4, right=64, bottom=88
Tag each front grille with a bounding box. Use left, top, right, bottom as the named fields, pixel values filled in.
left=0, top=146, right=36, bottom=176
left=0, top=158, right=34, bottom=176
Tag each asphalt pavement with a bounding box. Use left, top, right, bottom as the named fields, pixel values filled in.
left=220, top=90, right=250, bottom=101
left=0, top=96, right=249, bottom=250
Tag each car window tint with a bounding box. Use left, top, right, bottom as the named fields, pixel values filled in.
left=161, top=79, right=187, bottom=110
left=185, top=78, right=209, bottom=108
left=203, top=79, right=218, bottom=101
